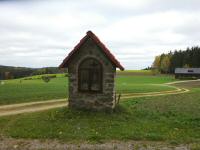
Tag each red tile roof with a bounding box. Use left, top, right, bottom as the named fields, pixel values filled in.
left=59, top=31, right=124, bottom=70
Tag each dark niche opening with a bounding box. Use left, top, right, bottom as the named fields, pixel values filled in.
left=78, top=58, right=102, bottom=93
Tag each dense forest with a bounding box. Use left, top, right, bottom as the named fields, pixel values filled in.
left=0, top=65, right=67, bottom=80
left=152, top=46, right=200, bottom=74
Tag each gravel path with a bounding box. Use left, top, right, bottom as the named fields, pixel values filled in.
left=0, top=138, right=191, bottom=150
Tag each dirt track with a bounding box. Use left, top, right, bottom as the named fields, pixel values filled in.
left=0, top=99, right=67, bottom=117
left=0, top=80, right=193, bottom=117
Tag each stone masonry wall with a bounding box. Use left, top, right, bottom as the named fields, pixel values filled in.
left=67, top=37, right=116, bottom=111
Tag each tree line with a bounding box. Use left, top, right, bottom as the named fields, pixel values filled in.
left=0, top=65, right=67, bottom=80
left=152, top=46, right=200, bottom=74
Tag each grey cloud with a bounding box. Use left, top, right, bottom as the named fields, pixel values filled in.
left=0, top=0, right=200, bottom=69
left=174, top=22, right=200, bottom=40
left=70, top=0, right=200, bottom=19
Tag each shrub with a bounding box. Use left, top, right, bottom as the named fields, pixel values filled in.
left=48, top=74, right=56, bottom=78
left=151, top=69, right=160, bottom=75
left=41, top=76, right=51, bottom=83
left=24, top=77, right=33, bottom=80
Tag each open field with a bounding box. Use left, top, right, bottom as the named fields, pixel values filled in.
left=0, top=77, right=68, bottom=105
left=117, top=70, right=153, bottom=76
left=0, top=86, right=187, bottom=117
left=0, top=71, right=199, bottom=148
left=0, top=83, right=199, bottom=145
left=0, top=72, right=176, bottom=105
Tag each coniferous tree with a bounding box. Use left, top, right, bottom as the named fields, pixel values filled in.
left=152, top=46, right=200, bottom=74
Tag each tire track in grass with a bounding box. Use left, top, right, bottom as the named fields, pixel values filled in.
left=0, top=99, right=66, bottom=110
left=121, top=83, right=189, bottom=99
left=0, top=99, right=67, bottom=117
left=121, top=88, right=189, bottom=99
left=0, top=81, right=190, bottom=117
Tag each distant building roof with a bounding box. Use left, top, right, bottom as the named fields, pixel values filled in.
left=59, top=31, right=124, bottom=71
left=175, top=68, right=200, bottom=74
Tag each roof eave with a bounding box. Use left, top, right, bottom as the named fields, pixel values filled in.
left=59, top=31, right=125, bottom=70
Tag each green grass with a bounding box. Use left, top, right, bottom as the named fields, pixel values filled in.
left=22, top=73, right=66, bottom=80
left=117, top=70, right=153, bottom=76
left=0, top=88, right=199, bottom=144
left=0, top=73, right=176, bottom=105
left=0, top=71, right=199, bottom=144
left=0, top=77, right=68, bottom=105
left=116, top=75, right=175, bottom=84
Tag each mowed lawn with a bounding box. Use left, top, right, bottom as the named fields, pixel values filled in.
left=0, top=73, right=176, bottom=105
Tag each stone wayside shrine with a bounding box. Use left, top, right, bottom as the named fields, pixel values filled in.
left=59, top=31, right=124, bottom=111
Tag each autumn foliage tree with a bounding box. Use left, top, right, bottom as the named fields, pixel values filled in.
left=152, top=46, right=200, bottom=74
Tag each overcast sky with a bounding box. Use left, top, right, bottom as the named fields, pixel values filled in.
left=0, top=0, right=200, bottom=69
